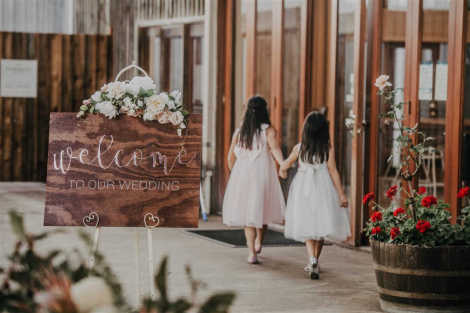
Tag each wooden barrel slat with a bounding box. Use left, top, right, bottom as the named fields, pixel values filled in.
left=371, top=240, right=470, bottom=312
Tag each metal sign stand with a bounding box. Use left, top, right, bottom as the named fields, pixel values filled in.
left=82, top=211, right=160, bottom=299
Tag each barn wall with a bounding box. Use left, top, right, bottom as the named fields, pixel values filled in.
left=0, top=0, right=110, bottom=35
left=0, top=32, right=113, bottom=181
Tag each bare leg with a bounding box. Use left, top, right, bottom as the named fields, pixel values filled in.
left=305, top=239, right=315, bottom=259
left=244, top=227, right=257, bottom=260
left=255, top=225, right=267, bottom=253
left=313, top=239, right=325, bottom=259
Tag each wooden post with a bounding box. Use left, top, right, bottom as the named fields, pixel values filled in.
left=325, top=0, right=338, bottom=147
left=403, top=0, right=423, bottom=192
left=245, top=0, right=257, bottom=99
left=445, top=0, right=467, bottom=222
left=350, top=0, right=367, bottom=246
left=271, top=0, right=284, bottom=142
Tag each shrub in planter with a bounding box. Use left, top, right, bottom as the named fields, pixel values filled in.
left=364, top=75, right=470, bottom=313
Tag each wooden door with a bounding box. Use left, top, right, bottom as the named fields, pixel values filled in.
left=332, top=0, right=367, bottom=246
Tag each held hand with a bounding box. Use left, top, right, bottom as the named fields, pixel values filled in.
left=339, top=195, right=348, bottom=208
left=279, top=168, right=288, bottom=179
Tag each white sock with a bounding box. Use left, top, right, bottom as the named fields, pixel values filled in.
left=310, top=256, right=317, bottom=264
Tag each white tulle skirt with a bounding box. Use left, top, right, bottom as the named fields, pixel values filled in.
left=223, top=152, right=285, bottom=229
left=284, top=164, right=351, bottom=242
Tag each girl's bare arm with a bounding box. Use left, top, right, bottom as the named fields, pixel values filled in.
left=227, top=130, right=239, bottom=170
left=266, top=127, right=284, bottom=165
left=327, top=146, right=348, bottom=207
left=279, top=144, right=300, bottom=179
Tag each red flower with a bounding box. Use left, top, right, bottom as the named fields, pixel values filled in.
left=370, top=211, right=383, bottom=223
left=416, top=220, right=431, bottom=233
left=418, top=187, right=426, bottom=195
left=386, top=185, right=398, bottom=199
left=371, top=226, right=382, bottom=235
left=393, top=207, right=406, bottom=217
left=363, top=192, right=375, bottom=205
left=457, top=186, right=469, bottom=199
left=390, top=227, right=400, bottom=239
left=421, top=195, right=437, bottom=208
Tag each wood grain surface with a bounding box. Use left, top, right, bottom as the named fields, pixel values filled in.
left=44, top=112, right=201, bottom=227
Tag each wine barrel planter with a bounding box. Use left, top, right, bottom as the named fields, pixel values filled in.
left=370, top=240, right=470, bottom=313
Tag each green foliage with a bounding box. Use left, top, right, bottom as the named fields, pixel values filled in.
left=0, top=211, right=236, bottom=313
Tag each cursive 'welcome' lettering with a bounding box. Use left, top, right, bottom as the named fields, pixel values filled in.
left=52, top=135, right=197, bottom=175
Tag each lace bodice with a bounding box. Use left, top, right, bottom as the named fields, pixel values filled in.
left=234, top=124, right=270, bottom=161
left=297, top=144, right=327, bottom=173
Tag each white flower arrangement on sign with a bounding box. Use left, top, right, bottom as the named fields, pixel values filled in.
left=77, top=64, right=189, bottom=136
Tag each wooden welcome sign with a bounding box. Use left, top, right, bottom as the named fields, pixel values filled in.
left=44, top=113, right=201, bottom=227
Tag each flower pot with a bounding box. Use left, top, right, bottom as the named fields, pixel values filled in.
left=370, top=240, right=470, bottom=313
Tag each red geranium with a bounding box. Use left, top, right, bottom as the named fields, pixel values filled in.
left=416, top=220, right=431, bottom=233
left=390, top=227, right=400, bottom=239
left=421, top=195, right=437, bottom=208
left=457, top=186, right=469, bottom=199
left=386, top=185, right=398, bottom=199
left=371, top=226, right=382, bottom=235
left=417, top=187, right=426, bottom=195
left=370, top=211, right=383, bottom=223
left=393, top=207, right=406, bottom=217
left=363, top=192, right=375, bottom=205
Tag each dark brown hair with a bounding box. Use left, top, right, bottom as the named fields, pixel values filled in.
left=239, top=96, right=271, bottom=149
left=300, top=111, right=330, bottom=163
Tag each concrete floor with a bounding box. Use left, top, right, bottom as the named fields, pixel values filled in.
left=0, top=182, right=381, bottom=313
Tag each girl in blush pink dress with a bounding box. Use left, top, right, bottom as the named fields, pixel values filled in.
left=223, top=96, right=285, bottom=264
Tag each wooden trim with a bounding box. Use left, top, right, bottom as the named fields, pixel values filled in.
left=311, top=0, right=327, bottom=110
left=349, top=0, right=367, bottom=246
left=298, top=0, right=313, bottom=139
left=366, top=0, right=384, bottom=216
left=182, top=24, right=194, bottom=112
left=271, top=0, right=284, bottom=141
left=326, top=0, right=338, bottom=146
left=245, top=0, right=257, bottom=99
left=403, top=0, right=423, bottom=191
left=444, top=0, right=467, bottom=223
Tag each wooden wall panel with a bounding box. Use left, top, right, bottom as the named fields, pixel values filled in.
left=445, top=1, right=467, bottom=222
left=0, top=32, right=113, bottom=181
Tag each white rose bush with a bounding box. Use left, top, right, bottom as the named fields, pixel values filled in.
left=78, top=75, right=189, bottom=136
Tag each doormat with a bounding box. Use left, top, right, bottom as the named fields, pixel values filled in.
left=186, top=229, right=304, bottom=247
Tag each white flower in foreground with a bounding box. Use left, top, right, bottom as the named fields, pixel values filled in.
left=170, top=90, right=182, bottom=105
left=95, top=101, right=118, bottom=119
left=91, top=91, right=102, bottom=102
left=90, top=305, right=119, bottom=313
left=158, top=111, right=170, bottom=124
left=143, top=110, right=156, bottom=121
left=71, top=277, right=114, bottom=313
left=179, top=122, right=186, bottom=129
left=129, top=76, right=156, bottom=93
left=177, top=128, right=182, bottom=136
left=104, top=82, right=126, bottom=99
left=122, top=97, right=136, bottom=110
left=145, top=94, right=166, bottom=115
left=169, top=111, right=184, bottom=126
left=374, top=74, right=392, bottom=91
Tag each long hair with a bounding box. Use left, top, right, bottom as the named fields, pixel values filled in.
left=300, top=111, right=330, bottom=164
left=239, top=96, right=271, bottom=149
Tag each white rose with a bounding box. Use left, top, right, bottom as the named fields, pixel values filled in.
left=104, top=82, right=126, bottom=99
left=91, top=91, right=102, bottom=102
left=129, top=76, right=156, bottom=92
left=71, top=277, right=114, bottom=313
left=145, top=95, right=166, bottom=115
left=158, top=111, right=169, bottom=124
left=374, top=74, right=392, bottom=91
left=143, top=110, right=156, bottom=121
left=169, top=111, right=184, bottom=126
left=90, top=305, right=119, bottom=313
left=95, top=101, right=118, bottom=119
left=170, top=90, right=182, bottom=105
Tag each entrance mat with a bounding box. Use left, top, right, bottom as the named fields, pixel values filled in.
left=187, top=229, right=304, bottom=247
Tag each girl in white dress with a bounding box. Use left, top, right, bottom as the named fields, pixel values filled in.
left=280, top=111, right=350, bottom=279
left=223, top=96, right=285, bottom=264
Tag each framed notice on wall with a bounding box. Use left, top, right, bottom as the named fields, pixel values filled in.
left=44, top=113, right=202, bottom=227
left=0, top=59, right=38, bottom=98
